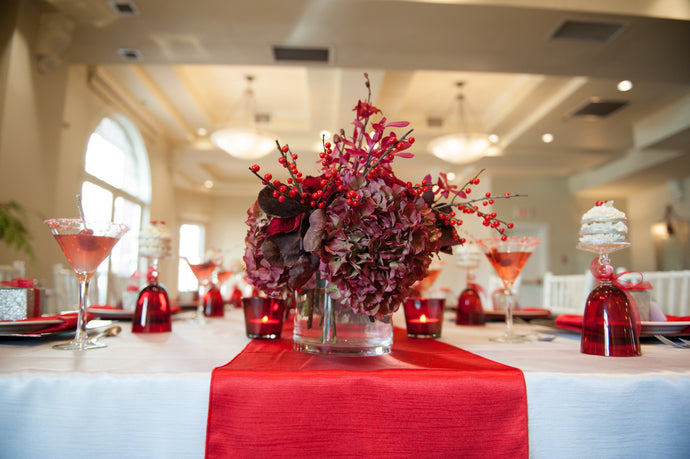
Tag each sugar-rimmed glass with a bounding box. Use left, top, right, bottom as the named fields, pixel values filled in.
left=477, top=236, right=540, bottom=343
left=45, top=218, right=129, bottom=350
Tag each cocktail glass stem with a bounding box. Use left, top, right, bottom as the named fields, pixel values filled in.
left=70, top=273, right=94, bottom=349
left=195, top=283, right=207, bottom=324
left=502, top=285, right=515, bottom=338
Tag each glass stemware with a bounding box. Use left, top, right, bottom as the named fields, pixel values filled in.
left=455, top=242, right=485, bottom=325
left=133, top=254, right=172, bottom=333
left=477, top=236, right=540, bottom=343
left=185, top=258, right=217, bottom=324
left=45, top=218, right=129, bottom=350
left=577, top=241, right=640, bottom=356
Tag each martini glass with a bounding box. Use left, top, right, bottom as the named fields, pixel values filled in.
left=45, top=218, right=129, bottom=350
left=185, top=258, right=217, bottom=324
left=477, top=236, right=540, bottom=343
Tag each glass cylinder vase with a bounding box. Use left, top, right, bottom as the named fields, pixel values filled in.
left=293, top=280, right=393, bottom=356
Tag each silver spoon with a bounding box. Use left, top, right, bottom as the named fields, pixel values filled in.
left=90, top=325, right=122, bottom=342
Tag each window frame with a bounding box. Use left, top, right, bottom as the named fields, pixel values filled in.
left=80, top=114, right=152, bottom=304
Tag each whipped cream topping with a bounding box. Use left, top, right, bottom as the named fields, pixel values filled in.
left=578, top=201, right=628, bottom=244
left=139, top=221, right=173, bottom=257
left=581, top=200, right=626, bottom=222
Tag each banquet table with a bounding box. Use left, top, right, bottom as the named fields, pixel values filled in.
left=1, top=308, right=689, bottom=459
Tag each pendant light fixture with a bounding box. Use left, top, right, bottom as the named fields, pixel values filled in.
left=428, top=81, right=498, bottom=164
left=210, top=75, right=276, bottom=160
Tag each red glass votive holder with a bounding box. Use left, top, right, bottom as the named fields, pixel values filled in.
left=404, top=298, right=445, bottom=339
left=242, top=297, right=286, bottom=339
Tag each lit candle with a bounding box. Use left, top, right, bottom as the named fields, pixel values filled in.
left=249, top=315, right=280, bottom=325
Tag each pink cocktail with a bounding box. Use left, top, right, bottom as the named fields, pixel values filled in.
left=45, top=218, right=129, bottom=350
left=186, top=260, right=218, bottom=323
left=477, top=236, right=540, bottom=343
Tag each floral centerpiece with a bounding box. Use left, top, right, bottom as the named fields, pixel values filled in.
left=244, top=74, right=518, bottom=355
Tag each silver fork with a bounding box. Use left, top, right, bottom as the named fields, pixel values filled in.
left=655, top=335, right=690, bottom=349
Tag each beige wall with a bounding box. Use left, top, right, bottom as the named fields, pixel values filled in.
left=0, top=2, right=178, bottom=297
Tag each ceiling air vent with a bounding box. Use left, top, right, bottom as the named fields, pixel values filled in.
left=550, top=19, right=626, bottom=43
left=273, top=46, right=330, bottom=63
left=254, top=113, right=271, bottom=124
left=117, top=48, right=143, bottom=62
left=109, top=1, right=139, bottom=16
left=427, top=117, right=444, bottom=128
left=571, top=98, right=628, bottom=119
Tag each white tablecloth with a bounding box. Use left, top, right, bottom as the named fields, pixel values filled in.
left=1, top=308, right=689, bottom=458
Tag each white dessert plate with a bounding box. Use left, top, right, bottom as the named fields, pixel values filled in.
left=0, top=318, right=63, bottom=335
left=641, top=321, right=690, bottom=336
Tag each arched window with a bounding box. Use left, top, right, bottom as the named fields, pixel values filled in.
left=82, top=115, right=151, bottom=304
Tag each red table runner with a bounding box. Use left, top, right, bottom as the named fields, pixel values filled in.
left=206, top=327, right=528, bottom=458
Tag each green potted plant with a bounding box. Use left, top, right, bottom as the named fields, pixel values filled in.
left=0, top=201, right=34, bottom=258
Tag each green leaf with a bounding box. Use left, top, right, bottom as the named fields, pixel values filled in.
left=0, top=201, right=34, bottom=258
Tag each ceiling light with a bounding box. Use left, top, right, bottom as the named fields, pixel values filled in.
left=210, top=75, right=276, bottom=160
left=446, top=172, right=456, bottom=181
left=196, top=128, right=207, bottom=137
left=429, top=82, right=497, bottom=164
left=542, top=133, right=554, bottom=143
left=204, top=180, right=214, bottom=189
left=617, top=80, right=633, bottom=92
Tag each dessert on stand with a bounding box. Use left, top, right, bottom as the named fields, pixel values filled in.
left=577, top=201, right=640, bottom=356
left=133, top=221, right=173, bottom=333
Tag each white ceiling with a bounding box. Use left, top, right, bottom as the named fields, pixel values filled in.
left=38, top=0, right=690, bottom=198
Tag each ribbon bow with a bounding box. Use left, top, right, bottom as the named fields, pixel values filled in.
left=589, top=258, right=644, bottom=330
left=0, top=277, right=35, bottom=288
left=588, top=258, right=651, bottom=291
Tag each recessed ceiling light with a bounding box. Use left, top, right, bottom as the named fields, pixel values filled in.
left=196, top=128, right=207, bottom=137
left=446, top=172, right=456, bottom=181
left=542, top=133, right=554, bottom=143
left=320, top=130, right=331, bottom=141
left=204, top=180, right=214, bottom=189
left=488, top=134, right=499, bottom=143
left=617, top=80, right=633, bottom=92
left=117, top=48, right=143, bottom=62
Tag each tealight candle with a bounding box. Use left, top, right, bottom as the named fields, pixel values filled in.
left=242, top=297, right=286, bottom=339
left=404, top=298, right=444, bottom=338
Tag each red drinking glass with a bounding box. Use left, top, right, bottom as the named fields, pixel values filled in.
left=581, top=283, right=641, bottom=356
left=456, top=287, right=485, bottom=325
left=204, top=285, right=224, bottom=317
left=133, top=283, right=171, bottom=333
left=404, top=298, right=445, bottom=338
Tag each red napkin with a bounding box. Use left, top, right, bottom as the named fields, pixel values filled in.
left=205, top=327, right=528, bottom=459
left=9, top=313, right=82, bottom=334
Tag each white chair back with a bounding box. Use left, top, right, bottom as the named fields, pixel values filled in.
left=542, top=271, right=589, bottom=315
left=543, top=269, right=690, bottom=317
left=638, top=270, right=690, bottom=317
